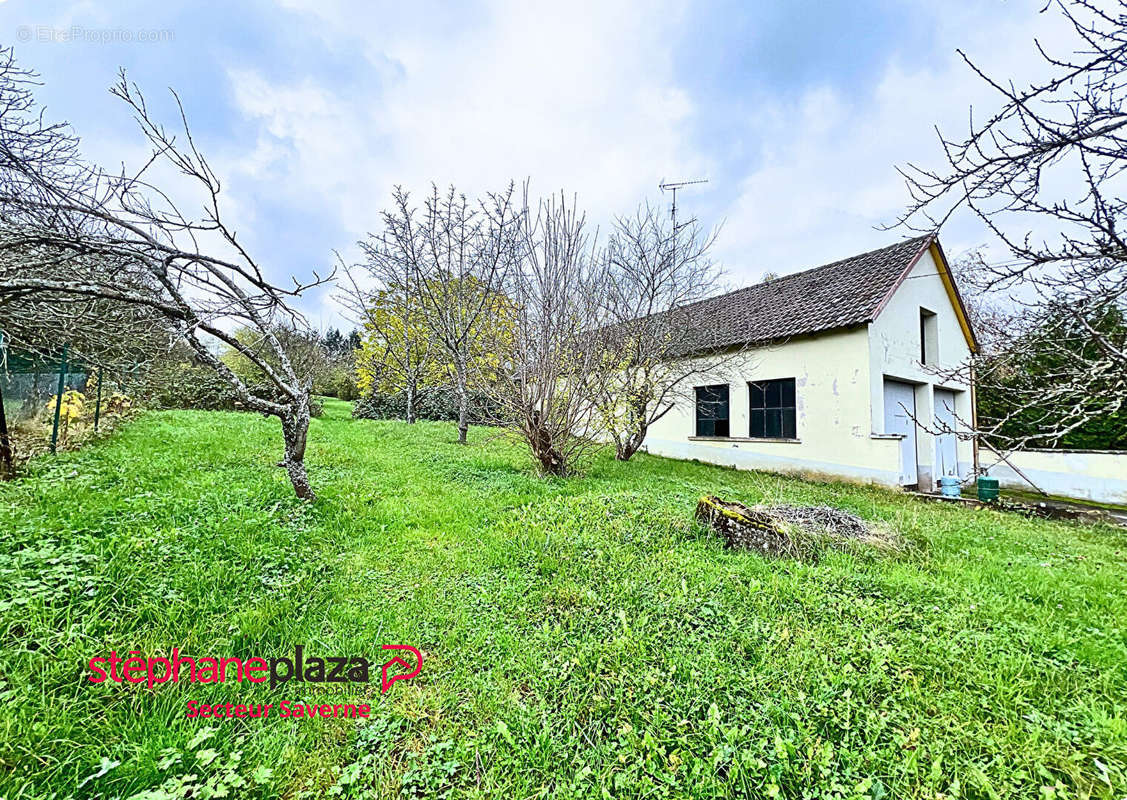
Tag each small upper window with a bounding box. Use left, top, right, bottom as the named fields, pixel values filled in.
left=749, top=378, right=797, bottom=439
left=920, top=308, right=938, bottom=365
left=695, top=385, right=730, bottom=437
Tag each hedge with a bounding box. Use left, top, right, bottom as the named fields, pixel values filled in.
left=136, top=363, right=322, bottom=417
left=352, top=386, right=497, bottom=424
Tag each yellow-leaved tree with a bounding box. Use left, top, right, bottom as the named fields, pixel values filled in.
left=355, top=284, right=444, bottom=398
left=354, top=276, right=516, bottom=420
left=345, top=185, right=521, bottom=438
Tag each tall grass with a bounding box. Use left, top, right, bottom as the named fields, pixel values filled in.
left=2, top=399, right=1125, bottom=799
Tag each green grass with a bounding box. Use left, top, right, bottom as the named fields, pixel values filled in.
left=3, top=398, right=1126, bottom=799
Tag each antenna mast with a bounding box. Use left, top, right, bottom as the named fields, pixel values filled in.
left=659, top=177, right=709, bottom=233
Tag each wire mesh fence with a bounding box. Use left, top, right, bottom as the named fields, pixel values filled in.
left=0, top=331, right=137, bottom=477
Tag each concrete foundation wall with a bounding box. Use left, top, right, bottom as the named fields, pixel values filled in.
left=981, top=449, right=1127, bottom=505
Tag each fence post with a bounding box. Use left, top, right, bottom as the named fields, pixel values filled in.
left=93, top=369, right=103, bottom=432
left=50, top=344, right=68, bottom=454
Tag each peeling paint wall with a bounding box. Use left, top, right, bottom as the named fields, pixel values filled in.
left=644, top=327, right=903, bottom=486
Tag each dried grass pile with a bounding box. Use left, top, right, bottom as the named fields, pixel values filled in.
left=695, top=495, right=902, bottom=560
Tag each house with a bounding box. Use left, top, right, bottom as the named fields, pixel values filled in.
left=644, top=234, right=978, bottom=491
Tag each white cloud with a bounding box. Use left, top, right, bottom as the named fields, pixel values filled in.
left=714, top=0, right=1076, bottom=282
left=21, top=0, right=1075, bottom=330
left=216, top=0, right=714, bottom=325
left=228, top=0, right=707, bottom=235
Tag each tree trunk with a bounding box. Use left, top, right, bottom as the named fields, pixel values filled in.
left=537, top=449, right=566, bottom=476
left=695, top=495, right=797, bottom=557
left=457, top=391, right=469, bottom=444
left=614, top=426, right=647, bottom=461
left=406, top=379, right=416, bottom=425
left=280, top=393, right=315, bottom=501
left=455, top=356, right=469, bottom=444
left=530, top=413, right=565, bottom=475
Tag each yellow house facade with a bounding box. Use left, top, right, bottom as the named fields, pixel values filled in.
left=643, top=235, right=978, bottom=492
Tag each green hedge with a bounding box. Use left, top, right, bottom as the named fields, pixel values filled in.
left=138, top=363, right=321, bottom=417
left=352, top=386, right=497, bottom=423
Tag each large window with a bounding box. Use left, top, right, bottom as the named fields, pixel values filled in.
left=694, top=384, right=730, bottom=437
left=749, top=378, right=797, bottom=439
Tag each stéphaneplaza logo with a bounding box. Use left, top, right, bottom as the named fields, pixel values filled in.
left=86, top=645, right=422, bottom=720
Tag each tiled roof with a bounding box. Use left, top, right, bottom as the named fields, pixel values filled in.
left=682, top=234, right=934, bottom=352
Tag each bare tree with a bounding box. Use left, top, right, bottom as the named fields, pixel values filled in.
left=947, top=252, right=1127, bottom=452
left=0, top=248, right=174, bottom=375
left=595, top=204, right=733, bottom=461
left=895, top=0, right=1127, bottom=449
left=0, top=58, right=330, bottom=499
left=416, top=184, right=520, bottom=444
left=340, top=187, right=435, bottom=423
left=485, top=190, right=610, bottom=476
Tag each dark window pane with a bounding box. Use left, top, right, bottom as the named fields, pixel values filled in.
left=781, top=379, right=795, bottom=407
left=696, top=385, right=729, bottom=437
left=766, top=409, right=781, bottom=438
left=748, top=379, right=798, bottom=438
left=782, top=408, right=796, bottom=439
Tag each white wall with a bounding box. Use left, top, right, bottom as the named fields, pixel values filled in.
left=980, top=449, right=1127, bottom=505
left=644, top=327, right=903, bottom=486
left=867, top=244, right=975, bottom=488
left=641, top=241, right=984, bottom=491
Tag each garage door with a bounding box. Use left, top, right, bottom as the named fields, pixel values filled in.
left=883, top=379, right=918, bottom=486
left=934, top=388, right=959, bottom=478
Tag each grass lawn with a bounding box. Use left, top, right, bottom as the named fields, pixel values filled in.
left=3, top=399, right=1126, bottom=799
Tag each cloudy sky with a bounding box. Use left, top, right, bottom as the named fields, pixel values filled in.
left=1, top=0, right=1072, bottom=328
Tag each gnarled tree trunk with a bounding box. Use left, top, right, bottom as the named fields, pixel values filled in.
left=529, top=411, right=566, bottom=476
left=280, top=393, right=314, bottom=501
left=614, top=424, right=647, bottom=461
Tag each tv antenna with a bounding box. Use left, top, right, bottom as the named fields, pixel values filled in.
left=659, top=178, right=708, bottom=233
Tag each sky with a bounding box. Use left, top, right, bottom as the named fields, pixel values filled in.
left=0, top=0, right=1075, bottom=330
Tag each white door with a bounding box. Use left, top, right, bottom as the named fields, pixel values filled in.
left=883, top=379, right=918, bottom=486
left=934, top=389, right=959, bottom=478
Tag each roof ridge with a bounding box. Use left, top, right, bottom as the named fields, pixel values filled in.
left=665, top=234, right=938, bottom=355
left=709, top=233, right=933, bottom=305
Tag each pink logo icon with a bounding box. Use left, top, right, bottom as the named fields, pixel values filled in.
left=380, top=645, right=423, bottom=693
